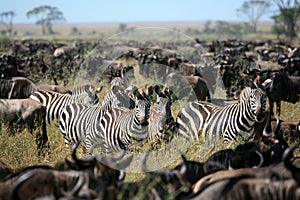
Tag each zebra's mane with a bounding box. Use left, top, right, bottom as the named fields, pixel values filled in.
left=71, top=84, right=95, bottom=95
left=238, top=87, right=252, bottom=102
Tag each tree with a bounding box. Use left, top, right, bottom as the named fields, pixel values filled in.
left=0, top=11, right=15, bottom=36
left=236, top=1, right=271, bottom=32
left=203, top=20, right=214, bottom=33
left=118, top=23, right=127, bottom=32
left=272, top=0, right=300, bottom=40
left=26, top=5, right=65, bottom=35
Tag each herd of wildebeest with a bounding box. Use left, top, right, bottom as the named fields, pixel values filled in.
left=0, top=37, right=300, bottom=199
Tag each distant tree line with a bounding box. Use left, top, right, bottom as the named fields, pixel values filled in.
left=0, top=5, right=65, bottom=36
left=1, top=1, right=300, bottom=40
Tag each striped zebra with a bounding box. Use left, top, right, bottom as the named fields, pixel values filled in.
left=30, top=84, right=101, bottom=124
left=59, top=85, right=136, bottom=147
left=85, top=89, right=151, bottom=153
left=148, top=85, right=174, bottom=143
left=176, top=87, right=266, bottom=143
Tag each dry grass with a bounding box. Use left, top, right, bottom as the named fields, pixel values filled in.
left=0, top=23, right=299, bottom=185
left=1, top=99, right=298, bottom=177
left=0, top=21, right=276, bottom=41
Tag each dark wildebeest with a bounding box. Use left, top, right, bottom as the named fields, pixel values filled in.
left=0, top=98, right=49, bottom=156
left=0, top=77, right=71, bottom=99
left=166, top=72, right=211, bottom=102
left=260, top=71, right=299, bottom=117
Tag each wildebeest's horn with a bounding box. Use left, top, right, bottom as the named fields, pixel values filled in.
left=283, top=144, right=300, bottom=172
left=253, top=150, right=264, bottom=168
left=71, top=140, right=95, bottom=168
left=116, top=154, right=133, bottom=170
left=283, top=144, right=300, bottom=186
left=180, top=154, right=188, bottom=164
left=118, top=170, right=125, bottom=181
left=262, top=115, right=273, bottom=137
left=111, top=150, right=126, bottom=161
left=179, top=161, right=187, bottom=175
left=273, top=114, right=281, bottom=135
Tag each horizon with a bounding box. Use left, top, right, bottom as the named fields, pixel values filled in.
left=1, top=0, right=277, bottom=24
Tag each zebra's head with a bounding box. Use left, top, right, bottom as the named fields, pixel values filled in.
left=129, top=89, right=151, bottom=126
left=155, top=85, right=173, bottom=131
left=110, top=85, right=135, bottom=109
left=242, top=87, right=266, bottom=122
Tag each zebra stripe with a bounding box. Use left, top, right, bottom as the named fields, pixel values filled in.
left=148, top=87, right=174, bottom=143
left=30, top=84, right=99, bottom=124
left=176, top=87, right=266, bottom=143
left=85, top=93, right=150, bottom=152
left=59, top=85, right=135, bottom=147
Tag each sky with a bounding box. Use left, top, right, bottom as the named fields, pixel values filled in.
left=0, top=0, right=278, bottom=24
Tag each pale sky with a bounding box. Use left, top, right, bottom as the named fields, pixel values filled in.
left=0, top=0, right=277, bottom=23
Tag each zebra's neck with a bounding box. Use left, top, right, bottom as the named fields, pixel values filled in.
left=124, top=112, right=148, bottom=140
left=239, top=96, right=257, bottom=122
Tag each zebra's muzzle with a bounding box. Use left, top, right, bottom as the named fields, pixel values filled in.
left=139, top=114, right=149, bottom=126
left=140, top=121, right=149, bottom=126
left=256, top=111, right=266, bottom=122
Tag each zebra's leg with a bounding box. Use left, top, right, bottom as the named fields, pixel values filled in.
left=276, top=100, right=281, bottom=117
left=40, top=118, right=50, bottom=156
left=269, top=100, right=275, bottom=119
left=64, top=139, right=70, bottom=148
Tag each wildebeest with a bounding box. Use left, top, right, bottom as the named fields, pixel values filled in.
left=189, top=145, right=300, bottom=200
left=119, top=149, right=191, bottom=200
left=0, top=77, right=71, bottom=99
left=0, top=98, right=49, bottom=156
left=166, top=72, right=211, bottom=102
left=260, top=71, right=300, bottom=117
left=53, top=40, right=83, bottom=57
left=0, top=159, right=13, bottom=180
left=0, top=141, right=133, bottom=199
left=173, top=115, right=287, bottom=187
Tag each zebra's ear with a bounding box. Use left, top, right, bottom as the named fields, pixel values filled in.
left=147, top=85, right=154, bottom=96
left=166, top=86, right=177, bottom=102
left=96, top=86, right=103, bottom=93
left=252, top=75, right=260, bottom=89
left=154, top=85, right=163, bottom=96
left=128, top=92, right=137, bottom=102
left=111, top=85, right=121, bottom=94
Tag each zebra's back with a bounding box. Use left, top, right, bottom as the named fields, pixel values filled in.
left=58, top=85, right=136, bottom=148
left=176, top=87, right=266, bottom=143
left=85, top=107, right=134, bottom=152
left=30, top=90, right=72, bottom=124
left=86, top=97, right=150, bottom=153
left=176, top=101, right=215, bottom=140
left=30, top=84, right=99, bottom=125
left=59, top=103, right=105, bottom=146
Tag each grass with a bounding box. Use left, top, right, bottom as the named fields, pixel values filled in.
left=1, top=100, right=298, bottom=174
left=0, top=22, right=299, bottom=185
left=0, top=21, right=277, bottom=42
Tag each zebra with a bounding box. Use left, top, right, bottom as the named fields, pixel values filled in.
left=85, top=88, right=151, bottom=153
left=30, top=84, right=101, bottom=124
left=176, top=87, right=266, bottom=143
left=147, top=85, right=175, bottom=143
left=59, top=85, right=136, bottom=147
